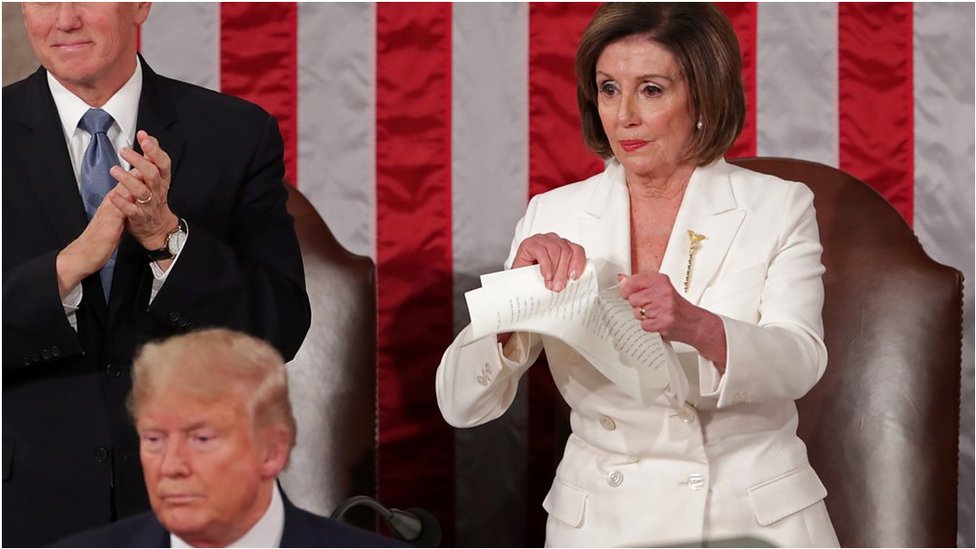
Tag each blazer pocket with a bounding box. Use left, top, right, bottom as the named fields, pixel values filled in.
left=701, top=262, right=767, bottom=305
left=746, top=464, right=827, bottom=526
left=542, top=477, right=588, bottom=528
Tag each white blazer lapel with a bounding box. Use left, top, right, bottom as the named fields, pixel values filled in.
left=576, top=160, right=632, bottom=286
left=660, top=159, right=745, bottom=304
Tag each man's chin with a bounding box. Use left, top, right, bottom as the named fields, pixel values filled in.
left=157, top=508, right=211, bottom=542
left=46, top=64, right=98, bottom=90
left=154, top=496, right=206, bottom=523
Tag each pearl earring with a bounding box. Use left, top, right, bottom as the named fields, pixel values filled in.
left=696, top=120, right=703, bottom=131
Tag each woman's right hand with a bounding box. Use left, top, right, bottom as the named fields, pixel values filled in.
left=498, top=233, right=586, bottom=346
left=512, top=232, right=587, bottom=292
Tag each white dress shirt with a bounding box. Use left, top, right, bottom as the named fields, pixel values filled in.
left=49, top=61, right=141, bottom=187
left=171, top=483, right=286, bottom=548
left=48, top=58, right=186, bottom=328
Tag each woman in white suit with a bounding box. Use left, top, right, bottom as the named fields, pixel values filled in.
left=436, top=3, right=839, bottom=547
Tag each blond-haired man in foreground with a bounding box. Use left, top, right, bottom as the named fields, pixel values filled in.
left=55, top=329, right=401, bottom=548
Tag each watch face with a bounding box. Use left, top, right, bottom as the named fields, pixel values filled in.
left=167, top=224, right=188, bottom=255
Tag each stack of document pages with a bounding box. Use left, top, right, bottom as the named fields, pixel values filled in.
left=464, top=262, right=687, bottom=404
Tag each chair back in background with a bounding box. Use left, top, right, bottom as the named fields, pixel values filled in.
left=730, top=157, right=963, bottom=547
left=278, top=184, right=377, bottom=525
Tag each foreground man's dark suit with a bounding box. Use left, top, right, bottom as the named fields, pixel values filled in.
left=2, top=60, right=312, bottom=547
left=53, top=492, right=406, bottom=548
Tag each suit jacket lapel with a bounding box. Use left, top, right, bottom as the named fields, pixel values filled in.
left=279, top=490, right=316, bottom=548
left=15, top=69, right=89, bottom=252
left=15, top=68, right=110, bottom=322
left=660, top=159, right=745, bottom=304
left=576, top=160, right=633, bottom=286
left=578, top=159, right=746, bottom=305
left=132, top=56, right=184, bottom=180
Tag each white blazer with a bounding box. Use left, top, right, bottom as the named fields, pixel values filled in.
left=436, top=159, right=839, bottom=547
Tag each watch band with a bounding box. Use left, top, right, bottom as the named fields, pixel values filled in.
left=146, top=247, right=174, bottom=262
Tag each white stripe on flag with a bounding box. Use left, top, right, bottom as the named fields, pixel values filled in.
left=452, top=3, right=530, bottom=325
left=756, top=2, right=838, bottom=166
left=140, top=2, right=219, bottom=92
left=913, top=4, right=975, bottom=545
left=297, top=2, right=377, bottom=259
left=452, top=4, right=530, bottom=546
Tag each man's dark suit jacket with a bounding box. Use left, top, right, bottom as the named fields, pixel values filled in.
left=2, top=59, right=312, bottom=547
left=53, top=490, right=406, bottom=548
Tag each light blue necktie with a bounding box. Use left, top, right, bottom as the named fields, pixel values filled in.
left=78, top=108, right=120, bottom=301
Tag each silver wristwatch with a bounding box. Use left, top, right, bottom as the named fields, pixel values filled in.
left=147, top=217, right=187, bottom=261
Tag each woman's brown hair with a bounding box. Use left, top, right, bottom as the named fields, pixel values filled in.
left=575, top=3, right=745, bottom=165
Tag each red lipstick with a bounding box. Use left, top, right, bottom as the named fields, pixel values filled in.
left=619, top=140, right=648, bottom=152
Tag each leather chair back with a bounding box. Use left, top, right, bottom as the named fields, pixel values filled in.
left=730, top=157, right=963, bottom=547
left=277, top=184, right=377, bottom=521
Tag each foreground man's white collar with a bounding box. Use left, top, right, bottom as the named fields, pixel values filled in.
left=170, top=483, right=285, bottom=548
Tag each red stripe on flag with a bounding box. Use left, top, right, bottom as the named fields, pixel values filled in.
left=220, top=3, right=299, bottom=185
left=527, top=3, right=601, bottom=545
left=529, top=3, right=604, bottom=198
left=717, top=2, right=758, bottom=159
left=839, top=3, right=914, bottom=225
left=375, top=4, right=455, bottom=544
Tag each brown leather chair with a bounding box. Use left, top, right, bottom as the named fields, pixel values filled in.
left=730, top=157, right=963, bottom=547
left=277, top=184, right=377, bottom=526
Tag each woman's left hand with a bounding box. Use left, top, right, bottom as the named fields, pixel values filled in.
left=619, top=272, right=728, bottom=370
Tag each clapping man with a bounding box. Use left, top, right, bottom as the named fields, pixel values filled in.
left=3, top=4, right=311, bottom=545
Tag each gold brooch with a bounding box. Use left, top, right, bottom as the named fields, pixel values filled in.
left=684, top=230, right=706, bottom=292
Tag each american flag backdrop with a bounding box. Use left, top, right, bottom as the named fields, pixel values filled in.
left=136, top=2, right=976, bottom=546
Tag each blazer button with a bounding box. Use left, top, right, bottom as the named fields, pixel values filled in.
left=104, top=363, right=121, bottom=377
left=51, top=346, right=61, bottom=357
left=599, top=415, right=617, bottom=431
left=687, top=473, right=705, bottom=491
left=169, top=311, right=181, bottom=322
left=607, top=470, right=624, bottom=487
left=41, top=348, right=52, bottom=360
left=677, top=404, right=696, bottom=423
left=94, top=447, right=109, bottom=463
left=23, top=357, right=31, bottom=366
